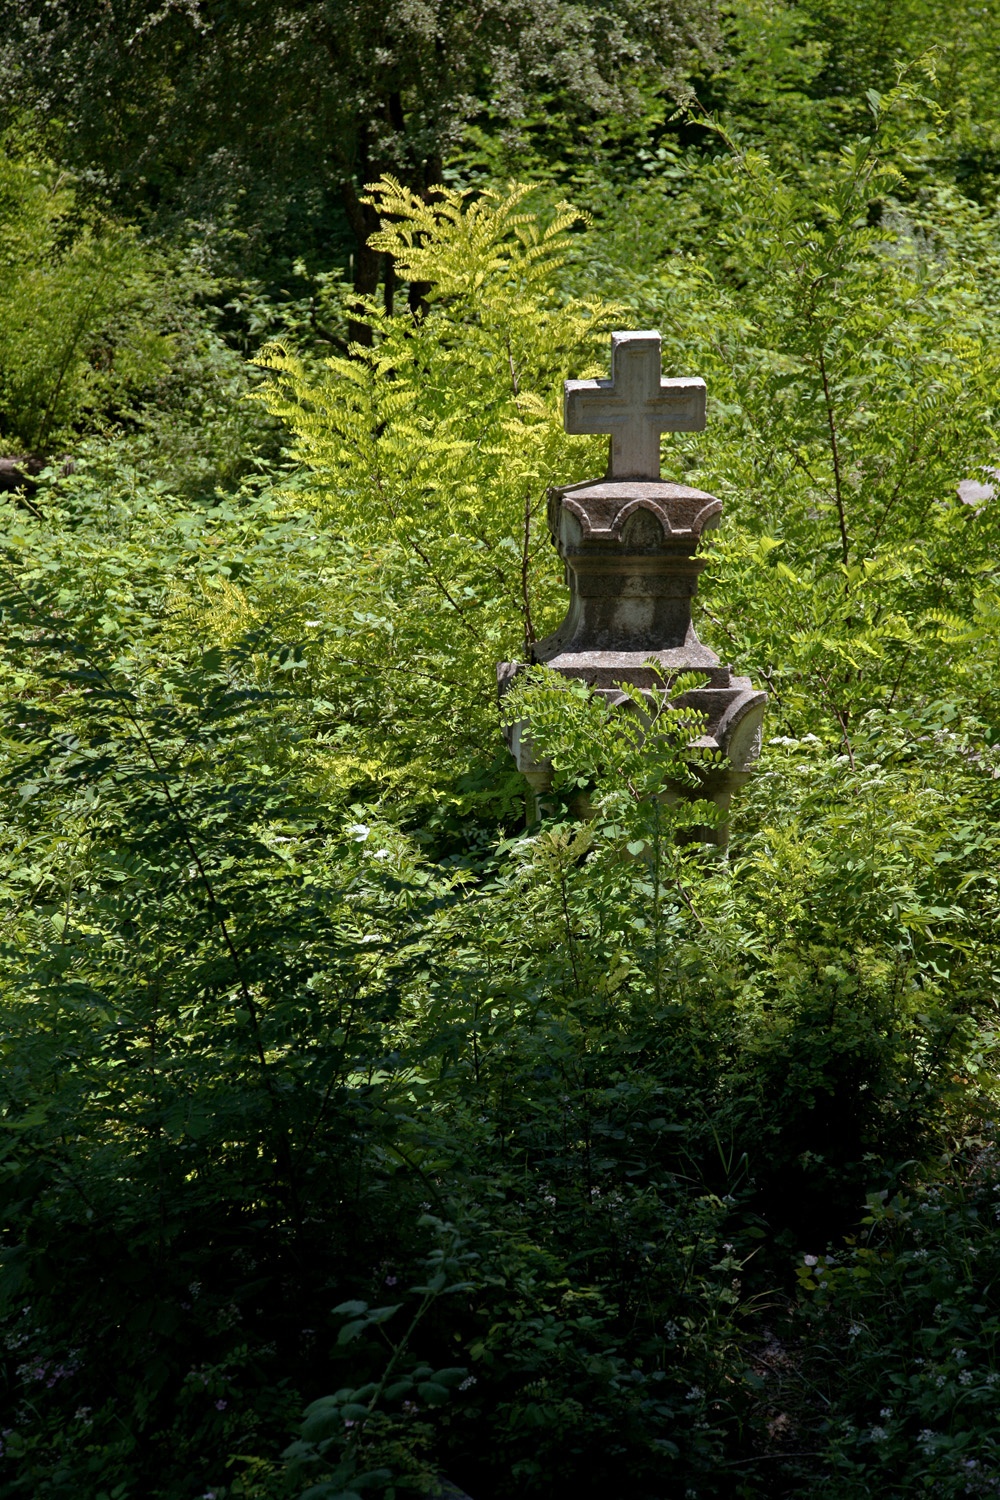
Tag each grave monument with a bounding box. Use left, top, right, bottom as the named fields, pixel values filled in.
left=498, top=330, right=767, bottom=843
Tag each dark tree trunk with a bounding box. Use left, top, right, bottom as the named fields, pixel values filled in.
left=384, top=253, right=396, bottom=318
left=340, top=126, right=442, bottom=341
left=341, top=180, right=383, bottom=347
left=406, top=149, right=443, bottom=321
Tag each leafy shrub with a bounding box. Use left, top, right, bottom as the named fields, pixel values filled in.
left=0, top=104, right=999, bottom=1500
left=753, top=1140, right=1000, bottom=1495
left=0, top=143, right=174, bottom=453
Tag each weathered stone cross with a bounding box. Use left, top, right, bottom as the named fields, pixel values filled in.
left=499, top=328, right=766, bottom=840
left=564, top=330, right=706, bottom=480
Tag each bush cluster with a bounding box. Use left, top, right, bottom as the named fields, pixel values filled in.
left=2, top=33, right=1000, bottom=1500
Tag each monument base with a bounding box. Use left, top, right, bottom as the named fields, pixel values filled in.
left=498, top=660, right=765, bottom=844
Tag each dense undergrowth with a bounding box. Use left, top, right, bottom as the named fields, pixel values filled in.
left=2, top=5, right=1000, bottom=1497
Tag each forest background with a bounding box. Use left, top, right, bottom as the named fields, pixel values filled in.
left=1, top=1, right=1000, bottom=1496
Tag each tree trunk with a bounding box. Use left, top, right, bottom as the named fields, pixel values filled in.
left=406, top=149, right=443, bottom=320
left=340, top=180, right=383, bottom=347
left=340, top=134, right=443, bottom=341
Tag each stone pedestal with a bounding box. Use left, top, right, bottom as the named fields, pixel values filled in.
left=499, top=477, right=766, bottom=841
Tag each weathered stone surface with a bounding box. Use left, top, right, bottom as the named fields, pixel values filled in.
left=535, top=478, right=720, bottom=670
left=499, top=330, right=767, bottom=839
left=0, top=456, right=43, bottom=496
left=0, top=455, right=75, bottom=499
left=564, top=331, right=706, bottom=480
left=433, top=1482, right=475, bottom=1500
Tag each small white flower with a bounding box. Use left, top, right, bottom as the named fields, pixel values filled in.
left=372, top=848, right=391, bottom=860
left=869, top=1425, right=888, bottom=1443
left=880, top=1408, right=893, bottom=1420
left=803, top=1254, right=818, bottom=1267
left=848, top=1323, right=863, bottom=1338
left=347, top=823, right=370, bottom=841
left=959, top=1370, right=973, bottom=1385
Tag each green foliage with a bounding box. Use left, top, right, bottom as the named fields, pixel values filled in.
left=0, top=0, right=723, bottom=312
left=0, top=138, right=273, bottom=493
left=756, top=1147, right=1000, bottom=1494
left=1, top=41, right=1000, bottom=1500
left=252, top=180, right=618, bottom=808
left=0, top=145, right=172, bottom=452
left=283, top=1221, right=473, bottom=1499
left=609, top=88, right=1000, bottom=764
left=0, top=475, right=451, bottom=1494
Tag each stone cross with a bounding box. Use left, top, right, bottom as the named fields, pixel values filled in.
left=499, top=328, right=766, bottom=840
left=564, top=330, right=706, bottom=480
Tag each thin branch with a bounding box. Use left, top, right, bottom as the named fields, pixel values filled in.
left=405, top=530, right=482, bottom=641
left=866, top=424, right=925, bottom=553
left=674, top=874, right=709, bottom=932
left=817, top=343, right=850, bottom=567
left=505, top=333, right=520, bottom=398
left=33, top=257, right=113, bottom=451
left=698, top=602, right=744, bottom=657
left=521, top=489, right=537, bottom=656
left=372, top=469, right=481, bottom=641
left=815, top=666, right=856, bottom=769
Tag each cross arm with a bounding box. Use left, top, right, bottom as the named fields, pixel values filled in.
left=564, top=377, right=707, bottom=436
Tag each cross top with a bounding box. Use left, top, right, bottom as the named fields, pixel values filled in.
left=564, top=331, right=706, bottom=480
